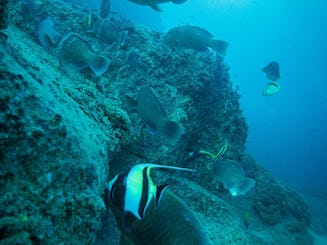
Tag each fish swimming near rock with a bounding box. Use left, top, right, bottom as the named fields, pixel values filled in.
left=262, top=82, right=280, bottom=96
left=163, top=25, right=228, bottom=56
left=93, top=18, right=128, bottom=45
left=99, top=0, right=111, bottom=19
left=35, top=18, right=61, bottom=51
left=59, top=33, right=110, bottom=76
left=106, top=163, right=194, bottom=220
left=127, top=48, right=151, bottom=76
left=128, top=0, right=188, bottom=12
left=125, top=86, right=184, bottom=144
left=105, top=164, right=209, bottom=245
left=262, top=61, right=280, bottom=81
left=214, top=159, right=255, bottom=196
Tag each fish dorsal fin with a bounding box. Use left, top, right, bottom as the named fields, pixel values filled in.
left=156, top=184, right=169, bottom=205
left=150, top=4, right=162, bottom=12
left=139, top=163, right=195, bottom=172
left=188, top=25, right=214, bottom=38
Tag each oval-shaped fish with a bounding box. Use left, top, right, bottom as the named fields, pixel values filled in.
left=262, top=82, right=280, bottom=96
left=262, top=61, right=280, bottom=81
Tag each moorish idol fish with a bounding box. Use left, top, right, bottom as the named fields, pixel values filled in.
left=106, top=163, right=194, bottom=220
left=262, top=61, right=281, bottom=81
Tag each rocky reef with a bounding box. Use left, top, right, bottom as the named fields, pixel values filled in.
left=0, top=0, right=313, bottom=244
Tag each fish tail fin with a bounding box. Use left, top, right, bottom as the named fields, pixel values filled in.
left=159, top=120, right=185, bottom=144
left=211, top=39, right=228, bottom=56
left=117, top=30, right=128, bottom=46
left=88, top=55, right=110, bottom=76
left=172, top=0, right=188, bottom=4
left=150, top=4, right=162, bottom=12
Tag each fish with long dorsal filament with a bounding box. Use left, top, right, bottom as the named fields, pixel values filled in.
left=106, top=163, right=195, bottom=220
left=128, top=0, right=188, bottom=12
left=105, top=164, right=209, bottom=245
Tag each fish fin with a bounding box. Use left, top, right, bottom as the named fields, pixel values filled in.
left=149, top=4, right=162, bottom=12
left=156, top=184, right=169, bottom=205
left=124, top=94, right=138, bottom=111
left=159, top=120, right=185, bottom=144
left=88, top=55, right=110, bottom=76
left=211, top=40, right=228, bottom=56
left=138, top=163, right=195, bottom=172
left=172, top=0, right=188, bottom=3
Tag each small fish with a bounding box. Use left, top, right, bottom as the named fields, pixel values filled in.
left=35, top=18, right=61, bottom=51
left=59, top=33, right=110, bottom=76
left=106, top=163, right=194, bottom=220
left=262, top=61, right=280, bottom=81
left=262, top=82, right=280, bottom=96
left=163, top=25, right=228, bottom=56
left=99, top=0, right=111, bottom=19
left=128, top=0, right=188, bottom=12
left=214, top=160, right=255, bottom=196
left=125, top=86, right=185, bottom=144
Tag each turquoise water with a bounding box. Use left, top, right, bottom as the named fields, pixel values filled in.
left=110, top=0, right=327, bottom=191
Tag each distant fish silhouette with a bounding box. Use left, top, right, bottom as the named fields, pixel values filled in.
left=262, top=61, right=280, bottom=81
left=99, top=0, right=111, bottom=19
left=35, top=18, right=61, bottom=51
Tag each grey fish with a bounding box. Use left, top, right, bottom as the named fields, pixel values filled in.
left=105, top=164, right=208, bottom=245
left=35, top=18, right=61, bottom=51
left=128, top=0, right=188, bottom=12
left=94, top=18, right=128, bottom=45
left=214, top=160, right=255, bottom=196
left=163, top=25, right=228, bottom=56
left=262, top=61, right=280, bottom=81
left=59, top=33, right=110, bottom=76
left=125, top=86, right=184, bottom=144
left=127, top=48, right=151, bottom=76
left=99, top=0, right=111, bottom=19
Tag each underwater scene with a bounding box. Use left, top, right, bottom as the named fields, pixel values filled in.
left=0, top=0, right=326, bottom=244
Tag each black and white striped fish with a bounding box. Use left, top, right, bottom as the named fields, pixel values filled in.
left=106, top=163, right=194, bottom=220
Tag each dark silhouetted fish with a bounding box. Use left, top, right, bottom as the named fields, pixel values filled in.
left=35, top=18, right=61, bottom=51
left=163, top=25, right=228, bottom=56
left=128, top=0, right=188, bottom=12
left=99, top=0, right=111, bottom=19
left=105, top=163, right=209, bottom=245
left=262, top=61, right=280, bottom=81
left=127, top=48, right=151, bottom=76
left=59, top=33, right=110, bottom=76
left=125, top=86, right=184, bottom=144
left=93, top=18, right=128, bottom=45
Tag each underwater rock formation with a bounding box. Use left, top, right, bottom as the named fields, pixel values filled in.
left=1, top=0, right=313, bottom=244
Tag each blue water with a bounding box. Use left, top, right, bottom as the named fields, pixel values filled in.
left=89, top=0, right=327, bottom=191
